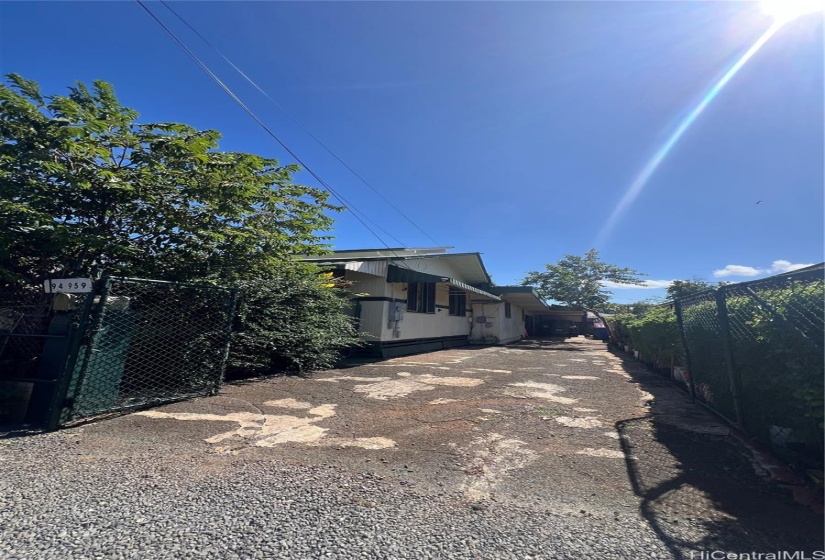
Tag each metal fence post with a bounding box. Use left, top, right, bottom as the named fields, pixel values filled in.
left=215, top=287, right=241, bottom=390
left=714, top=288, right=745, bottom=429
left=673, top=299, right=697, bottom=402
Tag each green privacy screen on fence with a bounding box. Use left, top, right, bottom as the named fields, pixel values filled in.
left=56, top=277, right=238, bottom=426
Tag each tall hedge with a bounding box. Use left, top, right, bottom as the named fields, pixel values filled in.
left=610, top=306, right=683, bottom=369
left=227, top=269, right=362, bottom=377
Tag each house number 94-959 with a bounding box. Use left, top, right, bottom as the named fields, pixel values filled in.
left=43, top=278, right=93, bottom=293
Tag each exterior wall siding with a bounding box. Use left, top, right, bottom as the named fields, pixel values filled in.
left=343, top=270, right=388, bottom=298
left=342, top=259, right=514, bottom=352
left=381, top=282, right=470, bottom=342
left=469, top=301, right=525, bottom=345
left=498, top=301, right=526, bottom=344
left=356, top=300, right=388, bottom=342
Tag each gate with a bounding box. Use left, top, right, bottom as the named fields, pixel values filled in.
left=1, top=277, right=238, bottom=429
left=0, top=289, right=93, bottom=426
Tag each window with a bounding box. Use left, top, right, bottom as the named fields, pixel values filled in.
left=449, top=288, right=466, bottom=316
left=505, top=302, right=512, bottom=318
left=406, top=282, right=435, bottom=313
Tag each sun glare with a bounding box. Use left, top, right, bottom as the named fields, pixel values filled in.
left=761, top=0, right=825, bottom=23
left=593, top=0, right=824, bottom=249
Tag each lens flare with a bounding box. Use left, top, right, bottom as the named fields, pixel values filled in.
left=594, top=22, right=784, bottom=248
left=761, top=0, right=824, bottom=23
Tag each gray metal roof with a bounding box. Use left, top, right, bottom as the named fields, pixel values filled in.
left=299, top=249, right=492, bottom=286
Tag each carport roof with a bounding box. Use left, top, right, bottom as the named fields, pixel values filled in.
left=488, top=286, right=549, bottom=313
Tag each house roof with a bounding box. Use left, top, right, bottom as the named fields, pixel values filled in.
left=305, top=247, right=453, bottom=259
left=300, top=247, right=493, bottom=287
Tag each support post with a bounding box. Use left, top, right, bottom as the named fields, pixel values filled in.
left=673, top=300, right=697, bottom=402
left=714, top=289, right=745, bottom=429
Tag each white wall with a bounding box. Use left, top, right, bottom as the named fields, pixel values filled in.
left=381, top=282, right=471, bottom=342
left=344, top=270, right=388, bottom=298
left=498, top=301, right=527, bottom=344
left=469, top=300, right=525, bottom=345
left=344, top=259, right=489, bottom=344
left=343, top=270, right=389, bottom=343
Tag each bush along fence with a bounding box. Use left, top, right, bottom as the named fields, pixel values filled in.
left=609, top=305, right=685, bottom=381
left=611, top=265, right=824, bottom=470
left=0, top=277, right=238, bottom=429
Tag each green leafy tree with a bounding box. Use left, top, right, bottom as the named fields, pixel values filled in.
left=599, top=299, right=661, bottom=316
left=523, top=249, right=646, bottom=337
left=666, top=278, right=716, bottom=301
left=0, top=74, right=336, bottom=286
left=1, top=75, right=363, bottom=375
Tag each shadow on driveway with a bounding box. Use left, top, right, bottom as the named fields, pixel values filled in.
left=610, top=349, right=823, bottom=558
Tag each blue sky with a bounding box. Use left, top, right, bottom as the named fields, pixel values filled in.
left=1, top=1, right=822, bottom=303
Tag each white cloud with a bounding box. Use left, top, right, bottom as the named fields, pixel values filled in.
left=768, top=260, right=815, bottom=274
left=601, top=279, right=674, bottom=290
left=713, top=265, right=761, bottom=278
left=713, top=260, right=816, bottom=278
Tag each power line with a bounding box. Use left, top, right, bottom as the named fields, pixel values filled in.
left=158, top=0, right=441, bottom=247
left=134, top=0, right=409, bottom=251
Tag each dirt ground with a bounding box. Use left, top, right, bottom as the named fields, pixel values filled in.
left=41, top=338, right=824, bottom=556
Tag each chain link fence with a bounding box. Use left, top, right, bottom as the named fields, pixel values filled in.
left=675, top=265, right=824, bottom=468
left=59, top=277, right=238, bottom=425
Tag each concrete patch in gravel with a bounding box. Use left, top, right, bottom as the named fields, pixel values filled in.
left=316, top=437, right=396, bottom=450
left=429, top=398, right=459, bottom=405
left=316, top=375, right=391, bottom=383
left=136, top=403, right=395, bottom=451
left=416, top=375, right=484, bottom=388
left=353, top=378, right=436, bottom=399
left=576, top=447, right=624, bottom=458
left=460, top=433, right=537, bottom=502
left=561, top=376, right=599, bottom=380
left=263, top=398, right=313, bottom=409
left=555, top=416, right=603, bottom=428
left=505, top=382, right=577, bottom=404
left=353, top=373, right=483, bottom=400
left=366, top=362, right=440, bottom=367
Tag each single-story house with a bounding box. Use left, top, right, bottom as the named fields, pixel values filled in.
left=300, top=247, right=576, bottom=358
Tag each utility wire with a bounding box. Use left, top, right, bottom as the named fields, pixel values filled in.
left=135, top=0, right=410, bottom=252
left=158, top=0, right=441, bottom=248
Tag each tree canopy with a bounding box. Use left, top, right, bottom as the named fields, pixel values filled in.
left=523, top=249, right=646, bottom=328
left=665, top=278, right=718, bottom=301
left=0, top=74, right=337, bottom=286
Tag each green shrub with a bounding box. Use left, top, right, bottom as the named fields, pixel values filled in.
left=611, top=306, right=683, bottom=369
left=725, top=281, right=824, bottom=453
left=227, top=268, right=362, bottom=377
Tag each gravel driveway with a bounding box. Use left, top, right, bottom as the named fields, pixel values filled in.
left=1, top=338, right=821, bottom=559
